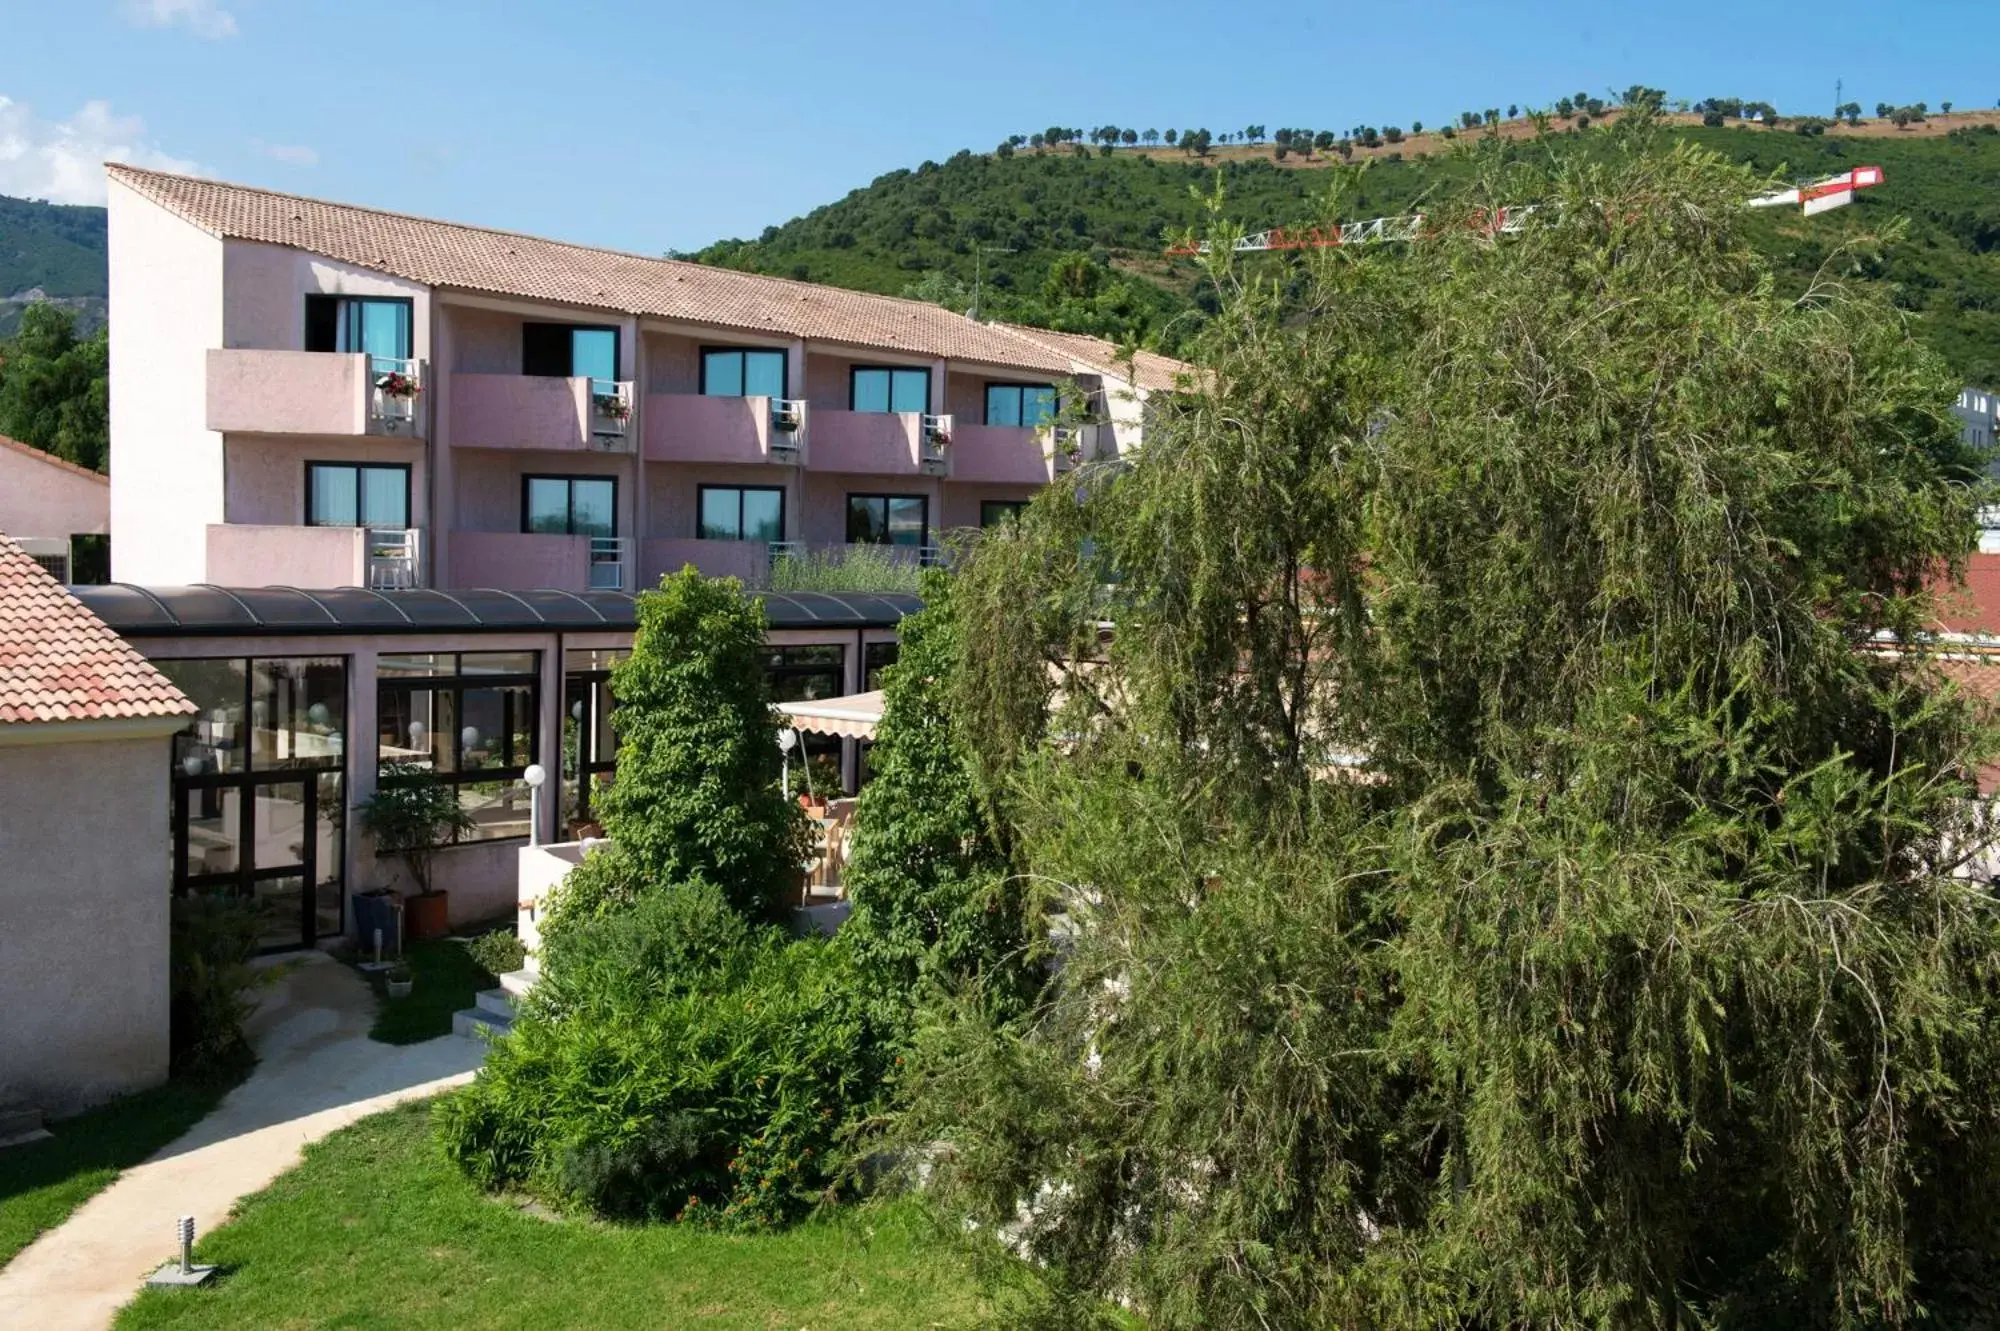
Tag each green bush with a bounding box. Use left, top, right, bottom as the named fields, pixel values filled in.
left=168, top=893, right=263, bottom=1074
left=461, top=928, right=526, bottom=978
left=438, top=885, right=888, bottom=1230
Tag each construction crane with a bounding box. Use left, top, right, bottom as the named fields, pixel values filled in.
left=1164, top=166, right=1886, bottom=255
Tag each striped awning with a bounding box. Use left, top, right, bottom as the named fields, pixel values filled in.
left=776, top=690, right=885, bottom=740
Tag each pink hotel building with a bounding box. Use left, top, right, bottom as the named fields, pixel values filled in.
left=105, top=165, right=1187, bottom=593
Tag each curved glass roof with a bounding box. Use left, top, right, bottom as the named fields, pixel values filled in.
left=71, top=585, right=922, bottom=637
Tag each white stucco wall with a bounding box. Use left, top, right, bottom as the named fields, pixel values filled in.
left=221, top=241, right=432, bottom=358
left=0, top=729, right=174, bottom=1115
left=108, top=180, right=226, bottom=584
left=0, top=444, right=109, bottom=542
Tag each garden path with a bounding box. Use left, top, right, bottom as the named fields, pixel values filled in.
left=0, top=952, right=482, bottom=1330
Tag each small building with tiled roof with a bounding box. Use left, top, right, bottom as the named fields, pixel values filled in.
left=0, top=531, right=193, bottom=1115
left=0, top=435, right=109, bottom=584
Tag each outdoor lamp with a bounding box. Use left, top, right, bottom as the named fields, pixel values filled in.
left=524, top=763, right=547, bottom=848
left=777, top=727, right=798, bottom=799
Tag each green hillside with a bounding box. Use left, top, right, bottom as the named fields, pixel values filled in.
left=0, top=194, right=108, bottom=337
left=695, top=124, right=2000, bottom=386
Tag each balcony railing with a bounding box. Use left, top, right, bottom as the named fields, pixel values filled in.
left=1051, top=423, right=1097, bottom=474
left=589, top=379, right=635, bottom=451
left=769, top=399, right=808, bottom=462
left=768, top=540, right=804, bottom=565
left=920, top=413, right=953, bottom=476
left=588, top=536, right=633, bottom=591
left=369, top=358, right=423, bottom=433
left=367, top=527, right=421, bottom=589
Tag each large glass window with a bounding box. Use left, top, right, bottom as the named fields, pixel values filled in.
left=162, top=656, right=348, bottom=951
left=863, top=641, right=899, bottom=691
left=698, top=486, right=785, bottom=542
left=766, top=645, right=845, bottom=797
left=377, top=652, right=539, bottom=846
left=701, top=348, right=787, bottom=398
left=562, top=648, right=626, bottom=833
left=522, top=323, right=620, bottom=382
left=306, top=462, right=410, bottom=529
left=985, top=383, right=1057, bottom=428
left=523, top=476, right=617, bottom=536
left=846, top=494, right=928, bottom=547
left=851, top=366, right=930, bottom=414
left=304, top=296, right=411, bottom=372
left=980, top=500, right=1028, bottom=528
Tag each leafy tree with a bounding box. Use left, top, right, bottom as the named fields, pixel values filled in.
left=1877, top=102, right=1894, bottom=118
left=1028, top=132, right=1045, bottom=150
left=1410, top=119, right=1423, bottom=134
left=1383, top=126, right=1403, bottom=144
left=359, top=764, right=476, bottom=897
left=995, top=139, right=1014, bottom=158
left=1163, top=128, right=1177, bottom=146
left=1143, top=128, right=1159, bottom=145
left=0, top=302, right=109, bottom=472
left=1190, top=128, right=1212, bottom=155
left=1507, top=102, right=1519, bottom=118
left=1942, top=100, right=1954, bottom=115
left=1121, top=128, right=1137, bottom=146
left=1556, top=96, right=1575, bottom=117
left=1314, top=130, right=1336, bottom=151
left=583, top=569, right=808, bottom=921
left=895, top=128, right=2000, bottom=1328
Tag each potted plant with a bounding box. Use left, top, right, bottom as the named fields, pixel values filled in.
left=384, top=963, right=414, bottom=999
left=375, top=370, right=420, bottom=399
left=360, top=763, right=474, bottom=942
left=771, top=401, right=802, bottom=432
left=592, top=392, right=631, bottom=421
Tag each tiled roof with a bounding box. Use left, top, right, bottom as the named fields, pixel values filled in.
left=0, top=435, right=108, bottom=485
left=106, top=165, right=1190, bottom=384
left=1932, top=554, right=2000, bottom=637
left=990, top=323, right=1192, bottom=393
left=0, top=532, right=195, bottom=725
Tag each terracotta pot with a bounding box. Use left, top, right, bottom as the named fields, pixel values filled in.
left=405, top=890, right=450, bottom=941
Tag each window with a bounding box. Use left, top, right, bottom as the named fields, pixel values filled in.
left=850, top=366, right=930, bottom=414
left=163, top=656, right=348, bottom=951
left=863, top=641, right=899, bottom=691
left=304, top=296, right=412, bottom=372
left=766, top=645, right=845, bottom=796
left=562, top=648, right=626, bottom=832
left=698, top=486, right=785, bottom=542
left=377, top=652, right=539, bottom=845
left=306, top=463, right=410, bottom=529
left=523, top=476, right=617, bottom=536
left=522, top=323, right=620, bottom=381
left=985, top=383, right=1057, bottom=428
left=701, top=348, right=787, bottom=398
left=980, top=500, right=1028, bottom=528
left=846, top=494, right=928, bottom=547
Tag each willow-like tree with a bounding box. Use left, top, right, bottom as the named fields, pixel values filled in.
left=895, top=124, right=2000, bottom=1327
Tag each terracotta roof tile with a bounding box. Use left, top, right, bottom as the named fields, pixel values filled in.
left=0, top=435, right=109, bottom=485
left=106, top=165, right=1190, bottom=384
left=988, top=323, right=1193, bottom=393
left=0, top=532, right=194, bottom=725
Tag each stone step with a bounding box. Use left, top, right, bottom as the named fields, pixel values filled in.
left=0, top=1104, right=52, bottom=1150
left=452, top=1006, right=514, bottom=1041
left=474, top=987, right=515, bottom=1018
left=497, top=965, right=539, bottom=999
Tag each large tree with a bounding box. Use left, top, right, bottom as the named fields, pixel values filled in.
left=895, top=126, right=2000, bottom=1327
left=0, top=302, right=108, bottom=472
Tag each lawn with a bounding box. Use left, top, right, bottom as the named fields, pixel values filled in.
left=117, top=1099, right=1002, bottom=1329
left=347, top=930, right=522, bottom=1045
left=0, top=1063, right=249, bottom=1268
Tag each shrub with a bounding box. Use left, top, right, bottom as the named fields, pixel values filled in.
left=359, top=763, right=474, bottom=895
left=168, top=893, right=263, bottom=1073
left=437, top=886, right=887, bottom=1229
left=462, top=928, right=526, bottom=978
left=592, top=569, right=809, bottom=921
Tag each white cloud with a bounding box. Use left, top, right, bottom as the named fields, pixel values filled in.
left=120, top=0, right=238, bottom=39
left=251, top=138, right=318, bottom=167
left=0, top=96, right=205, bottom=205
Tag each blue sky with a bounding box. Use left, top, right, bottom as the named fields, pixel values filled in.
left=0, top=0, right=1985, bottom=253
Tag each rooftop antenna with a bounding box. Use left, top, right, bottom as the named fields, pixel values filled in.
left=967, top=245, right=1014, bottom=321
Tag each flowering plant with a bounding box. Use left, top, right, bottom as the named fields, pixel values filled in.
left=771, top=402, right=802, bottom=432
left=375, top=370, right=420, bottom=399
left=593, top=393, right=632, bottom=421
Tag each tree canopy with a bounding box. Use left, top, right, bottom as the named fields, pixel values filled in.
left=0, top=302, right=108, bottom=471
left=893, top=125, right=2000, bottom=1328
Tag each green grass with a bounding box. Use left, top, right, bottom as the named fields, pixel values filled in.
left=346, top=932, right=520, bottom=1045
left=0, top=1063, right=249, bottom=1268
left=117, top=1099, right=999, bottom=1329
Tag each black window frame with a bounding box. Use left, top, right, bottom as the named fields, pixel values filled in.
left=845, top=493, right=930, bottom=547
left=863, top=641, right=900, bottom=691
left=983, top=381, right=1058, bottom=428
left=376, top=651, right=541, bottom=849
left=849, top=365, right=932, bottom=414
left=562, top=649, right=626, bottom=832
left=521, top=474, right=620, bottom=537
left=303, top=294, right=414, bottom=361
left=698, top=346, right=790, bottom=399
left=980, top=499, right=1029, bottom=528
left=521, top=322, right=622, bottom=380
left=304, top=461, right=413, bottom=529
left=696, top=484, right=787, bottom=542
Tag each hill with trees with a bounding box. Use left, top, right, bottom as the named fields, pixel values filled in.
left=696, top=110, right=2000, bottom=386
left=0, top=194, right=107, bottom=337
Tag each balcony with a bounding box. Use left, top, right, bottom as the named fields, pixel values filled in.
left=451, top=374, right=636, bottom=453
left=206, top=350, right=427, bottom=439
left=447, top=532, right=631, bottom=592
left=643, top=395, right=807, bottom=466
left=643, top=537, right=777, bottom=585
left=808, top=410, right=949, bottom=476
left=205, top=524, right=423, bottom=589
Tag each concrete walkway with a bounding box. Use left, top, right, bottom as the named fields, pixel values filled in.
left=0, top=952, right=484, bottom=1330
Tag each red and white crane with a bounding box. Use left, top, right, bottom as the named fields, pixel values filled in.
left=1165, top=165, right=1886, bottom=255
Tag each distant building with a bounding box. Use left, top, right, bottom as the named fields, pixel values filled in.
left=0, top=436, right=109, bottom=582
left=1958, top=386, right=1999, bottom=460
